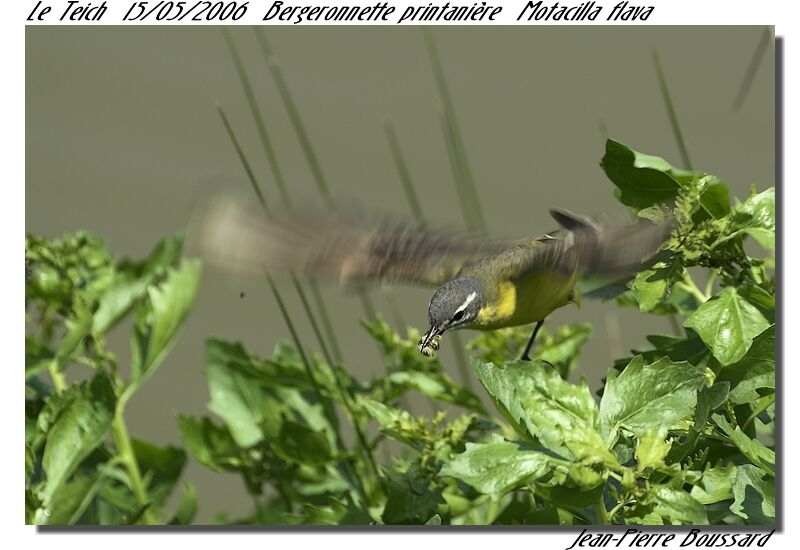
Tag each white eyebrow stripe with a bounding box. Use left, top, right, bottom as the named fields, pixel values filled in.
left=455, top=291, right=478, bottom=314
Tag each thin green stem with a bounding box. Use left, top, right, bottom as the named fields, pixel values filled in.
left=652, top=48, right=693, bottom=170
left=677, top=270, right=709, bottom=304
left=732, top=27, right=772, bottom=112
left=595, top=495, right=611, bottom=525
left=266, top=274, right=371, bottom=504
left=357, top=289, right=377, bottom=322
left=383, top=289, right=407, bottom=335
left=743, top=393, right=775, bottom=430
left=384, top=121, right=426, bottom=225
left=704, top=271, right=718, bottom=299
left=222, top=29, right=292, bottom=208
left=68, top=457, right=124, bottom=525
left=223, top=30, right=343, bottom=359
left=607, top=499, right=630, bottom=522
left=289, top=271, right=333, bottom=365
left=607, top=469, right=625, bottom=482
left=437, top=105, right=483, bottom=234
left=424, top=29, right=486, bottom=234
left=267, top=275, right=339, bottom=433
left=217, top=100, right=344, bottom=365
left=111, top=400, right=156, bottom=524
left=48, top=362, right=66, bottom=393
left=215, top=103, right=269, bottom=214
left=253, top=27, right=378, bottom=326
left=308, top=279, right=343, bottom=363
left=485, top=498, right=499, bottom=525
left=253, top=28, right=333, bottom=207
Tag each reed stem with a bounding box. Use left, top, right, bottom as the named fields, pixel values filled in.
left=424, top=29, right=486, bottom=234
left=222, top=29, right=292, bottom=207
left=652, top=49, right=693, bottom=170
left=254, top=27, right=378, bottom=325
left=732, top=27, right=772, bottom=112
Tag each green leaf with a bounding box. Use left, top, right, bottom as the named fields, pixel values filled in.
left=177, top=415, right=238, bottom=472
left=201, top=339, right=334, bottom=447
left=205, top=339, right=318, bottom=448
left=690, top=463, right=735, bottom=505
left=30, top=384, right=81, bottom=452
left=600, top=139, right=693, bottom=209
left=440, top=436, right=551, bottom=500
left=693, top=382, right=730, bottom=431
left=599, top=356, right=705, bottom=443
left=630, top=257, right=683, bottom=313
left=34, top=472, right=103, bottom=525
left=472, top=359, right=614, bottom=465
left=169, top=483, right=198, bottom=525
left=467, top=326, right=532, bottom=366
left=54, top=305, right=93, bottom=370
left=25, top=336, right=55, bottom=379
left=698, top=176, right=731, bottom=220
left=205, top=340, right=272, bottom=448
left=362, top=400, right=425, bottom=451
left=615, top=332, right=708, bottom=371
left=631, top=268, right=669, bottom=312
left=468, top=324, right=591, bottom=375
left=744, top=227, right=774, bottom=250
left=717, top=325, right=774, bottom=405
left=730, top=464, right=775, bottom=524
left=278, top=387, right=337, bottom=447
left=382, top=467, right=444, bottom=525
left=684, top=287, right=770, bottom=366
left=735, top=187, right=775, bottom=235
left=713, top=415, right=775, bottom=476
left=424, top=514, right=442, bottom=525
left=273, top=419, right=333, bottom=466
left=131, top=439, right=187, bottom=506
left=40, top=372, right=116, bottom=504
left=649, top=485, right=709, bottom=525
left=737, top=285, right=775, bottom=321
left=285, top=499, right=372, bottom=525
left=130, top=259, right=201, bottom=382
left=386, top=370, right=485, bottom=413
left=493, top=494, right=563, bottom=525
left=635, top=428, right=672, bottom=472
left=637, top=206, right=669, bottom=223
left=94, top=236, right=184, bottom=333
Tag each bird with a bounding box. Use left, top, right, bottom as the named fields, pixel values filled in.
left=188, top=194, right=671, bottom=361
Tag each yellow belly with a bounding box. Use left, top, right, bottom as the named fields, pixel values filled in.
left=472, top=270, right=576, bottom=330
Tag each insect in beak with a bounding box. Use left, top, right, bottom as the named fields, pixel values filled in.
left=418, top=325, right=443, bottom=357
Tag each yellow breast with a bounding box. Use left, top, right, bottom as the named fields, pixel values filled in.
left=473, top=270, right=576, bottom=330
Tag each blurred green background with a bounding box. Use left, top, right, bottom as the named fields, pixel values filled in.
left=26, top=26, right=774, bottom=521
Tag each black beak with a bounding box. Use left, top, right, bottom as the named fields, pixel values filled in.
left=418, top=325, right=443, bottom=356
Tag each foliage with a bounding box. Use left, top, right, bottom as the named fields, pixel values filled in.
left=25, top=232, right=201, bottom=525
left=25, top=140, right=775, bottom=525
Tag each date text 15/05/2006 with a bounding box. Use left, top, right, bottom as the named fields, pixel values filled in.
left=565, top=529, right=775, bottom=550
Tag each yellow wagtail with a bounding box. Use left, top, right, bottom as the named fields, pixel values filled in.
left=190, top=196, right=671, bottom=360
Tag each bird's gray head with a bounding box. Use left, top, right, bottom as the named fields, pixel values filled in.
left=418, top=277, right=483, bottom=356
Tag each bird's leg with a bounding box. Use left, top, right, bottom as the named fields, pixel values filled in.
left=520, top=320, right=544, bottom=362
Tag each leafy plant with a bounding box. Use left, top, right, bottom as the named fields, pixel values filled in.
left=25, top=139, right=775, bottom=525
left=25, top=233, right=201, bottom=525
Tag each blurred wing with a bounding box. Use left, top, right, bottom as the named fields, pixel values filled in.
left=494, top=209, right=673, bottom=279
left=188, top=194, right=512, bottom=288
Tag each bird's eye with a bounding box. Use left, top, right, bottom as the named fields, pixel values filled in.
left=452, top=310, right=465, bottom=322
